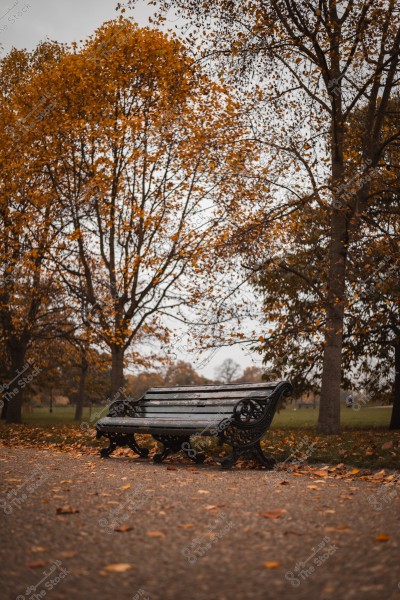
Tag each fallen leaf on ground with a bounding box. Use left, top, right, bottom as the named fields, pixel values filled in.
left=178, top=524, right=194, bottom=529
left=26, top=560, right=46, bottom=568
left=147, top=531, right=165, bottom=538
left=56, top=505, right=79, bottom=514
left=120, top=484, right=131, bottom=490
left=314, top=469, right=329, bottom=478
left=381, top=441, right=393, bottom=450
left=204, top=504, right=225, bottom=511
left=263, top=561, right=281, bottom=569
left=197, top=490, right=210, bottom=494
left=59, top=551, right=77, bottom=558
left=325, top=525, right=351, bottom=533
left=167, top=466, right=178, bottom=471
left=375, top=533, right=390, bottom=542
left=279, top=481, right=290, bottom=486
left=259, top=510, right=286, bottom=519
left=115, top=525, right=133, bottom=532
left=104, top=563, right=133, bottom=572
left=31, top=546, right=47, bottom=553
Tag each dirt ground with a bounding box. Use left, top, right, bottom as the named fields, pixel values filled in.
left=1, top=447, right=399, bottom=600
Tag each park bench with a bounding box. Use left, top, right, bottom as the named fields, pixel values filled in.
left=96, top=380, right=292, bottom=469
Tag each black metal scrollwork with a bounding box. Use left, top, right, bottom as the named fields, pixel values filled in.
left=108, top=398, right=139, bottom=418
left=233, top=398, right=265, bottom=423
left=219, top=382, right=292, bottom=469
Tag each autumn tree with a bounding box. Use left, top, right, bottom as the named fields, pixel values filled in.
left=163, top=360, right=211, bottom=385
left=252, top=203, right=329, bottom=394
left=30, top=336, right=111, bottom=410
left=136, top=0, right=400, bottom=433
left=31, top=19, right=253, bottom=398
left=343, top=99, right=400, bottom=428
left=215, top=358, right=241, bottom=383
left=0, top=44, right=68, bottom=423
left=125, top=360, right=210, bottom=399
left=233, top=365, right=263, bottom=383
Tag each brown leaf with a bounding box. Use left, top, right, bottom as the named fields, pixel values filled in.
left=26, top=560, right=46, bottom=569
left=204, top=504, right=225, bottom=511
left=178, top=524, right=194, bottom=529
left=56, top=505, right=79, bottom=515
left=314, top=469, right=329, bottom=478
left=381, top=441, right=393, bottom=450
left=167, top=466, right=178, bottom=471
left=375, top=533, right=390, bottom=542
left=325, top=525, right=351, bottom=533
left=104, top=563, right=134, bottom=572
left=30, top=546, right=47, bottom=553
left=115, top=525, right=133, bottom=532
left=147, top=531, right=165, bottom=538
left=120, top=484, right=131, bottom=490
left=259, top=509, right=286, bottom=519
left=279, top=481, right=290, bottom=486
left=263, top=561, right=281, bottom=569
left=59, top=551, right=77, bottom=558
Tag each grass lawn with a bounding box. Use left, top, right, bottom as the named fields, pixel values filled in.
left=20, top=404, right=393, bottom=428
left=273, top=405, right=392, bottom=429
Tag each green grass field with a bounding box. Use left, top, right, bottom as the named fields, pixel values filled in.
left=21, top=404, right=393, bottom=429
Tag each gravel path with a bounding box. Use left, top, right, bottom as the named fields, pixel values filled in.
left=1, top=447, right=399, bottom=600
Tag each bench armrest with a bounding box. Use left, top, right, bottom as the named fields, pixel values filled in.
left=108, top=397, right=141, bottom=418
left=229, top=381, right=292, bottom=428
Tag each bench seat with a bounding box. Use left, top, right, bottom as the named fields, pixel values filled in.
left=96, top=416, right=225, bottom=435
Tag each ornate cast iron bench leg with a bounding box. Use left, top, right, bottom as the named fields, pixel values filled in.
left=99, top=434, right=118, bottom=458
left=252, top=441, right=276, bottom=469
left=127, top=433, right=150, bottom=458
left=153, top=434, right=186, bottom=463
left=220, top=448, right=242, bottom=469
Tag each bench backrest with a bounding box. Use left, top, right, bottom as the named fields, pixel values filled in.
left=129, top=382, right=283, bottom=421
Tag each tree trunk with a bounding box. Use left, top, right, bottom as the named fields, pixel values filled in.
left=5, top=346, right=27, bottom=424
left=74, top=358, right=88, bottom=421
left=317, top=79, right=346, bottom=435
left=389, top=341, right=400, bottom=430
left=110, top=345, right=125, bottom=399
left=1, top=394, right=7, bottom=420
left=317, top=210, right=348, bottom=434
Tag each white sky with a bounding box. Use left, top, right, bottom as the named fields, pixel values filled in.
left=0, top=0, right=264, bottom=378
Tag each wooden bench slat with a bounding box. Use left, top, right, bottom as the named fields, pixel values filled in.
left=143, top=390, right=272, bottom=401
left=146, top=382, right=278, bottom=393
left=135, top=399, right=249, bottom=406
left=98, top=417, right=221, bottom=429
left=132, top=406, right=240, bottom=414
left=134, top=413, right=233, bottom=419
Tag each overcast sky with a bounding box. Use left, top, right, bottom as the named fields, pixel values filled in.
left=0, top=0, right=264, bottom=379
